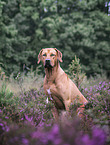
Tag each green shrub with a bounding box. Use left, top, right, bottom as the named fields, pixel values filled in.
left=69, top=55, right=86, bottom=87
left=0, top=83, right=14, bottom=107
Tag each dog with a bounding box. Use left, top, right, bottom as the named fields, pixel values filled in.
left=38, top=48, right=88, bottom=120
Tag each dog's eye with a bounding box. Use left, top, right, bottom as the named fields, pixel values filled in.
left=50, top=54, right=55, bottom=56
left=43, top=53, right=46, bottom=56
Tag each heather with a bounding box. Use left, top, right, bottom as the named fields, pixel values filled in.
left=0, top=71, right=109, bottom=145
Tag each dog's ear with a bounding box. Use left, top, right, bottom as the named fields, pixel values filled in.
left=37, top=49, right=43, bottom=64
left=54, top=48, right=63, bottom=62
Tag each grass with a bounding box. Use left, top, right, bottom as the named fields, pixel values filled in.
left=4, top=71, right=43, bottom=94
left=0, top=71, right=110, bottom=145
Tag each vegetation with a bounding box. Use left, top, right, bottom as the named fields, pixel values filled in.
left=0, top=0, right=110, bottom=77
left=0, top=63, right=110, bottom=145
left=69, top=55, right=86, bottom=87
left=0, top=0, right=110, bottom=144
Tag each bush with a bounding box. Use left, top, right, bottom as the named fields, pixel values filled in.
left=0, top=74, right=109, bottom=145
left=1, top=118, right=107, bottom=145
left=69, top=55, right=86, bottom=87
left=0, top=83, right=14, bottom=107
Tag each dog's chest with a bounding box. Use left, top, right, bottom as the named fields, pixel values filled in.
left=44, top=80, right=66, bottom=109
left=44, top=80, right=56, bottom=94
left=44, top=78, right=66, bottom=97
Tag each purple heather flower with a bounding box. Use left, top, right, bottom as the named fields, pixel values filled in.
left=0, top=123, right=4, bottom=127
left=20, top=109, right=24, bottom=112
left=5, top=116, right=9, bottom=119
left=108, top=89, right=110, bottom=94
left=25, top=114, right=33, bottom=122
left=92, top=127, right=106, bottom=145
left=81, top=134, right=92, bottom=145
left=21, top=118, right=24, bottom=120
left=50, top=124, right=59, bottom=135
left=5, top=125, right=10, bottom=132
left=85, top=88, right=88, bottom=91
left=22, top=138, right=29, bottom=145
left=90, top=87, right=93, bottom=91
left=99, top=81, right=102, bottom=85
left=31, top=131, right=41, bottom=138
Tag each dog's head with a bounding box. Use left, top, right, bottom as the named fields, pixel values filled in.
left=37, top=48, right=62, bottom=68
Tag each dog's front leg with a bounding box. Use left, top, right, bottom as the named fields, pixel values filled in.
left=51, top=106, right=59, bottom=122
left=64, top=100, right=71, bottom=111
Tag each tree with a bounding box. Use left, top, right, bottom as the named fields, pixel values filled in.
left=53, top=0, right=110, bottom=76
left=0, top=0, right=33, bottom=75
left=0, top=0, right=110, bottom=77
left=69, top=56, right=86, bottom=87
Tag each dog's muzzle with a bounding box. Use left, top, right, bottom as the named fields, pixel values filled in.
left=45, top=59, right=53, bottom=68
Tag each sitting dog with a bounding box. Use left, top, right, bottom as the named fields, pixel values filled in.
left=38, top=48, right=88, bottom=119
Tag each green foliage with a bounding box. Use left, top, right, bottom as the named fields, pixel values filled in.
left=0, top=0, right=110, bottom=77
left=0, top=83, right=14, bottom=107
left=0, top=67, right=7, bottom=80
left=69, top=56, right=85, bottom=87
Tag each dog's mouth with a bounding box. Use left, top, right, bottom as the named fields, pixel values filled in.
left=44, top=63, right=53, bottom=68
left=44, top=59, right=53, bottom=68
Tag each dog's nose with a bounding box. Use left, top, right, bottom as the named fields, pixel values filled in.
left=45, top=59, right=50, bottom=64
left=45, top=59, right=53, bottom=68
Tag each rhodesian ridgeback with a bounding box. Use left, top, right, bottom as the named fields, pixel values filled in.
left=38, top=48, right=88, bottom=119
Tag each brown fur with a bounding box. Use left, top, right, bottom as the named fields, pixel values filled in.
left=38, top=48, right=88, bottom=120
